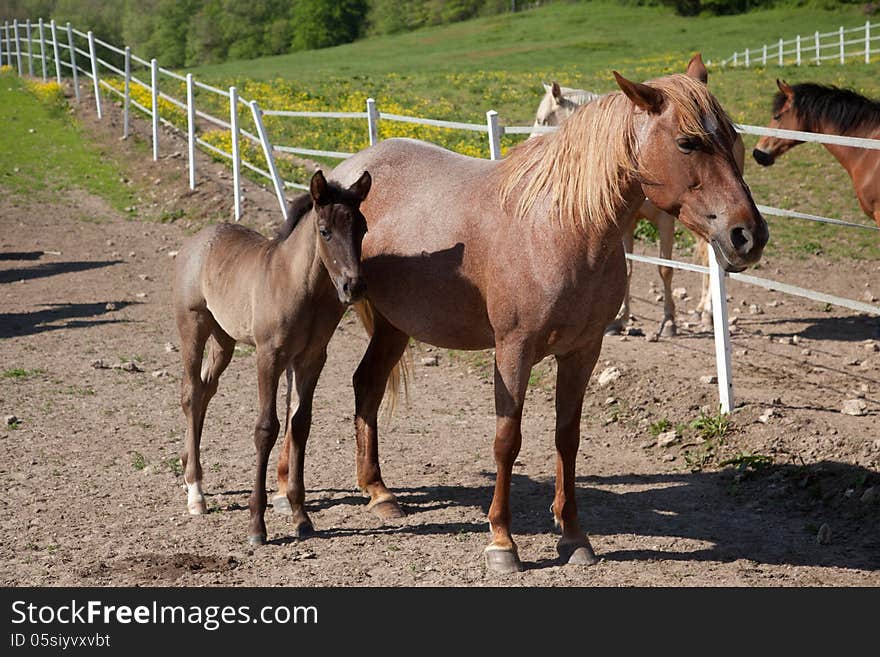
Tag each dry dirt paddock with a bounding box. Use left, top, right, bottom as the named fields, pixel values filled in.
left=1, top=95, right=878, bottom=587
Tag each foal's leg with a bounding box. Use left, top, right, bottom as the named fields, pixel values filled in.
left=485, top=336, right=534, bottom=573
left=656, top=212, right=677, bottom=338
left=277, top=348, right=327, bottom=537
left=694, top=239, right=713, bottom=329
left=247, top=349, right=284, bottom=546
left=273, top=366, right=295, bottom=511
left=552, top=345, right=601, bottom=566
left=606, top=224, right=635, bottom=335
left=352, top=316, right=409, bottom=520
left=177, top=311, right=227, bottom=515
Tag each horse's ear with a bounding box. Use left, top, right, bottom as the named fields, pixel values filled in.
left=349, top=170, right=371, bottom=202
left=777, top=78, right=794, bottom=98
left=310, top=170, right=329, bottom=206
left=686, top=53, right=708, bottom=84
left=613, top=71, right=663, bottom=114
left=551, top=81, right=562, bottom=101
left=542, top=82, right=552, bottom=94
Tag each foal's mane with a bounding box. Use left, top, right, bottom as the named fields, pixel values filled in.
left=776, top=83, right=880, bottom=135
left=501, top=74, right=729, bottom=234
left=274, top=180, right=359, bottom=242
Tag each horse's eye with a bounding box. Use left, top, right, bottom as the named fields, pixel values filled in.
left=676, top=138, right=699, bottom=154
left=319, top=226, right=331, bottom=241
left=772, top=113, right=782, bottom=121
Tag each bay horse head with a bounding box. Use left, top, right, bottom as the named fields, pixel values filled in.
left=308, top=169, right=371, bottom=305
left=752, top=79, right=802, bottom=166
left=613, top=63, right=767, bottom=272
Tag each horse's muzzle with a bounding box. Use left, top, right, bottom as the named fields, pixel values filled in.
left=337, top=276, right=366, bottom=305
left=752, top=148, right=775, bottom=167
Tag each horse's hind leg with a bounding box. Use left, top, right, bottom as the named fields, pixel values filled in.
left=352, top=314, right=409, bottom=520
left=274, top=348, right=327, bottom=536
left=552, top=344, right=602, bottom=566
left=694, top=239, right=713, bottom=329
left=656, top=212, right=677, bottom=338
left=247, top=348, right=284, bottom=546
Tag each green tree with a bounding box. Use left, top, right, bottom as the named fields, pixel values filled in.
left=290, top=0, right=368, bottom=51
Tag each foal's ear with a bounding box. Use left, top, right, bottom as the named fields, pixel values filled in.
left=613, top=71, right=663, bottom=114
left=349, top=170, right=371, bottom=202
left=310, top=169, right=329, bottom=206
left=685, top=53, right=708, bottom=84
left=551, top=81, right=563, bottom=101
left=776, top=78, right=794, bottom=98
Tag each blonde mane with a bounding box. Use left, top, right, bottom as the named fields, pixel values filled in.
left=500, top=73, right=732, bottom=234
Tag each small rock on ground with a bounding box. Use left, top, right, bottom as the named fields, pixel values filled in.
left=841, top=399, right=867, bottom=416
left=597, top=366, right=621, bottom=387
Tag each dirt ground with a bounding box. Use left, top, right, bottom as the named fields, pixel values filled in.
left=1, top=86, right=878, bottom=587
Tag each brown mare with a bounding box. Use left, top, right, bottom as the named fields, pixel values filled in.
left=279, top=67, right=768, bottom=573
left=754, top=80, right=880, bottom=226
left=173, top=170, right=371, bottom=545
left=532, top=55, right=746, bottom=336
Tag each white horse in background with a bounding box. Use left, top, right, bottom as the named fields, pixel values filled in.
left=530, top=59, right=730, bottom=337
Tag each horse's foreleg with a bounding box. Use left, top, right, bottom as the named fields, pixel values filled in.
left=656, top=212, right=677, bottom=338
left=247, top=349, right=283, bottom=546
left=552, top=345, right=602, bottom=566
left=485, top=336, right=534, bottom=574
left=695, top=239, right=713, bottom=329
left=274, top=348, right=327, bottom=537
left=352, top=317, right=409, bottom=520
left=606, top=225, right=635, bottom=335
left=274, top=366, right=294, bottom=508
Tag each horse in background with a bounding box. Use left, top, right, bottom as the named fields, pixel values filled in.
left=530, top=54, right=743, bottom=336
left=753, top=80, right=880, bottom=227
left=323, top=66, right=766, bottom=573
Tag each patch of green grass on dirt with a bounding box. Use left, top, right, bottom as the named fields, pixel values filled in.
left=0, top=69, right=137, bottom=212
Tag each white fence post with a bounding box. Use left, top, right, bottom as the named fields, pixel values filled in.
left=486, top=110, right=501, bottom=161
left=122, top=47, right=130, bottom=138
left=866, top=22, right=871, bottom=64
left=745, top=47, right=750, bottom=67
left=762, top=44, right=767, bottom=66
left=733, top=51, right=737, bottom=66
left=14, top=20, right=22, bottom=75
left=50, top=20, right=61, bottom=85
left=87, top=31, right=101, bottom=118
left=0, top=22, right=4, bottom=68
left=66, top=23, right=79, bottom=103
left=186, top=73, right=196, bottom=190
left=366, top=97, right=379, bottom=146
left=796, top=34, right=801, bottom=66
left=815, top=31, right=820, bottom=65
left=229, top=86, right=242, bottom=221
left=25, top=20, right=33, bottom=77
left=249, top=100, right=289, bottom=221
left=38, top=19, right=47, bottom=80
left=778, top=38, right=783, bottom=66
left=839, top=26, right=845, bottom=64
left=150, top=58, right=159, bottom=160
left=709, top=253, right=734, bottom=414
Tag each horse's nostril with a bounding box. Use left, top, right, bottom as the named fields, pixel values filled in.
left=730, top=226, right=754, bottom=255
left=752, top=148, right=773, bottom=166
left=342, top=279, right=351, bottom=294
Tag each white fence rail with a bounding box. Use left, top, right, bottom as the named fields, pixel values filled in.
left=718, top=21, right=879, bottom=67
left=2, top=21, right=878, bottom=416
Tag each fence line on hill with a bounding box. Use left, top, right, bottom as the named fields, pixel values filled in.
left=2, top=20, right=878, bottom=416
left=716, top=20, right=879, bottom=68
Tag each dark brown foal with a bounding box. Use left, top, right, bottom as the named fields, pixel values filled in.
left=172, top=170, right=371, bottom=545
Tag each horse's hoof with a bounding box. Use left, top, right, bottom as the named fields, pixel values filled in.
left=291, top=519, right=315, bottom=539
left=557, top=538, right=599, bottom=566
left=271, top=495, right=293, bottom=516
left=247, top=534, right=267, bottom=547
left=368, top=499, right=405, bottom=521
left=187, top=501, right=207, bottom=515
left=660, top=322, right=677, bottom=338
left=604, top=324, right=624, bottom=336
left=484, top=547, right=524, bottom=574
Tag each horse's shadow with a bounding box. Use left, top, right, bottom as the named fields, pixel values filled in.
left=0, top=300, right=134, bottom=339
left=0, top=258, right=123, bottom=284
left=269, top=461, right=880, bottom=571
left=751, top=314, right=880, bottom=342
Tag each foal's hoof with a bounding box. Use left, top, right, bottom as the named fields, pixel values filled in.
left=271, top=495, right=293, bottom=516
left=187, top=501, right=207, bottom=515
left=660, top=322, right=677, bottom=338
left=484, top=547, right=524, bottom=574
left=557, top=538, right=599, bottom=566
left=604, top=323, right=624, bottom=336
left=291, top=519, right=315, bottom=539
left=247, top=534, right=267, bottom=547
left=367, top=499, right=405, bottom=521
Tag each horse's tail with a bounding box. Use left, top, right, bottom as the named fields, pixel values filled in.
left=353, top=300, right=411, bottom=417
